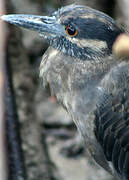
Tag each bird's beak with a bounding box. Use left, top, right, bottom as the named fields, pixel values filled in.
left=1, top=14, right=65, bottom=38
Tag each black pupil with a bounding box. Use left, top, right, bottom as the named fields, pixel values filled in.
left=67, top=25, right=76, bottom=35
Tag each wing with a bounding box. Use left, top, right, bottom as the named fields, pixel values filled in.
left=94, top=61, right=129, bottom=180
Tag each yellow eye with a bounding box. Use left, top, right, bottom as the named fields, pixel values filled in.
left=65, top=25, right=78, bottom=37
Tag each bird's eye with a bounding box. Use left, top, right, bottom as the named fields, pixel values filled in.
left=65, top=25, right=78, bottom=37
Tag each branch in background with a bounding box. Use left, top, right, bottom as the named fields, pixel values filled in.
left=5, top=56, right=26, bottom=180
left=1, top=0, right=26, bottom=179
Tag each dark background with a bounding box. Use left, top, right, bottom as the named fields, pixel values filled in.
left=5, top=0, right=129, bottom=179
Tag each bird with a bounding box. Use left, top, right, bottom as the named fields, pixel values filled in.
left=2, top=4, right=129, bottom=180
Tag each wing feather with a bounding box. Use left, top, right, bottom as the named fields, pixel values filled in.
left=94, top=62, right=129, bottom=179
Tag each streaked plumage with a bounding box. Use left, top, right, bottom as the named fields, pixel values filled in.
left=2, top=4, right=129, bottom=180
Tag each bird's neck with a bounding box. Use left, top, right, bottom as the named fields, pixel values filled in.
left=40, top=46, right=116, bottom=95
left=40, top=46, right=117, bottom=110
left=40, top=46, right=118, bottom=142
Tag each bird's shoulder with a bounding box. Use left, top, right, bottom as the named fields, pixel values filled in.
left=100, top=60, right=129, bottom=94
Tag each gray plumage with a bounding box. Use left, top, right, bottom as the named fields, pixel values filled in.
left=2, top=4, right=129, bottom=180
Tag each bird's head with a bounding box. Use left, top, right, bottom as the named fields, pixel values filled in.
left=1, top=4, right=123, bottom=61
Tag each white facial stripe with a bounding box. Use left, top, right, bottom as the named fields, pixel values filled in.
left=66, top=37, right=108, bottom=50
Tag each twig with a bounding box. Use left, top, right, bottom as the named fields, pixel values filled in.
left=5, top=36, right=26, bottom=180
